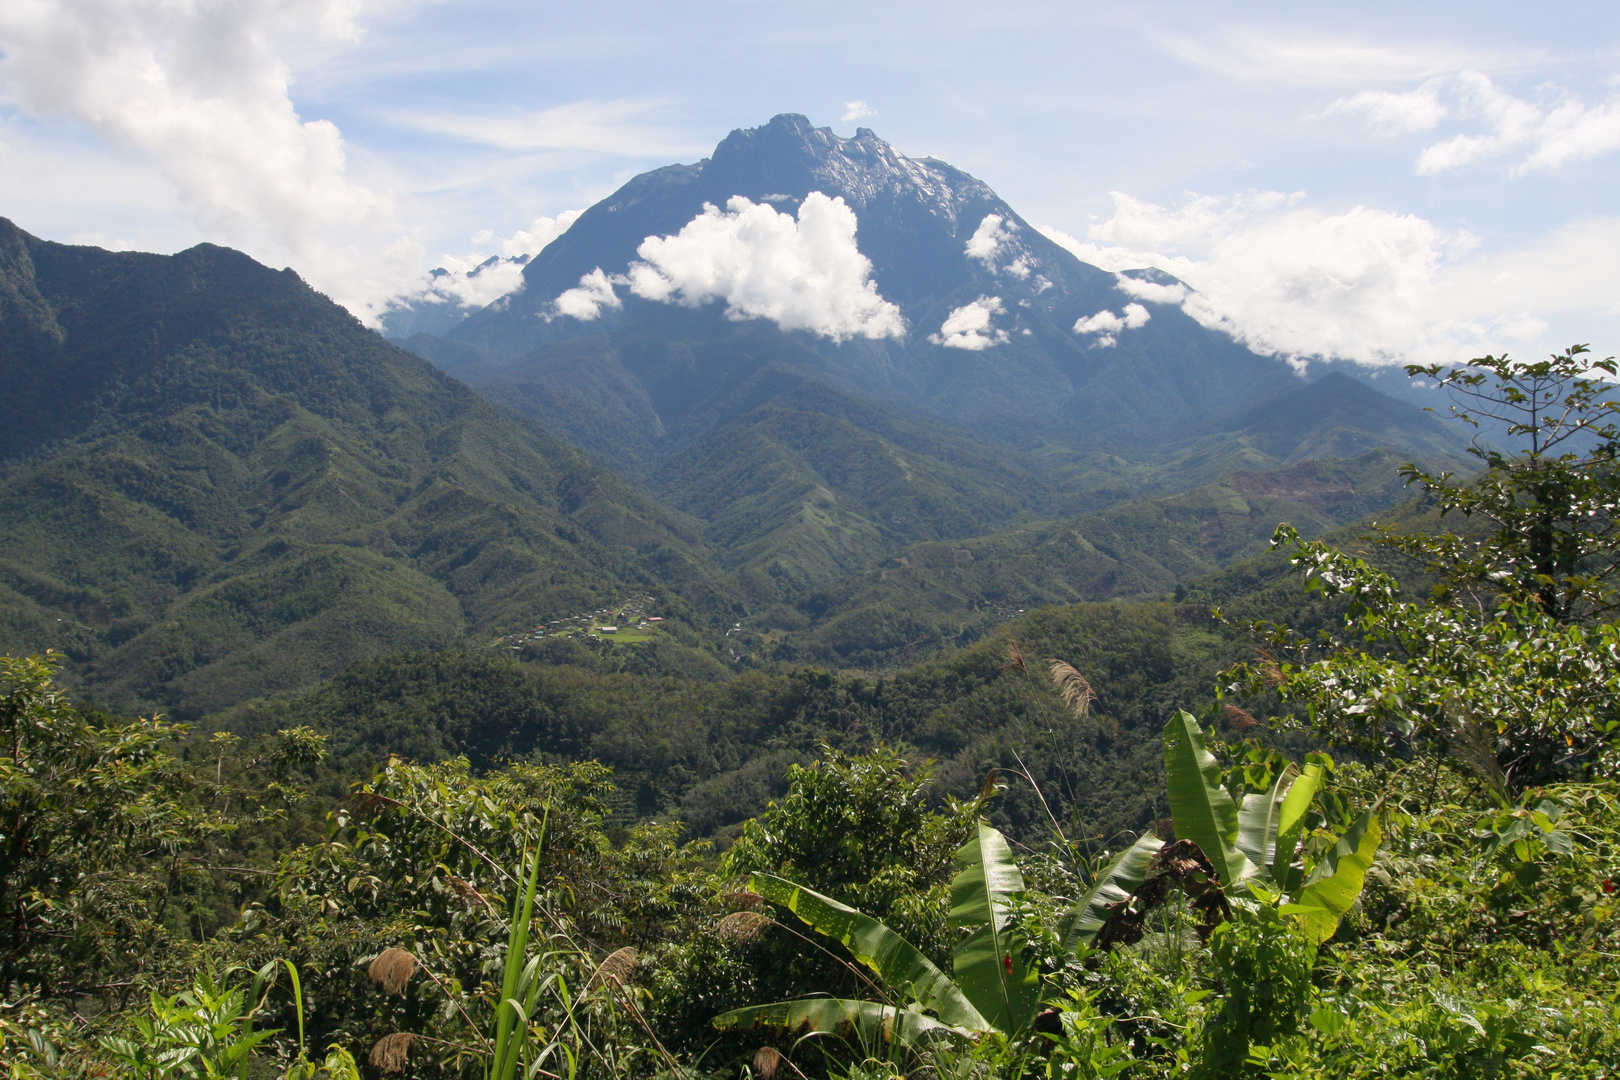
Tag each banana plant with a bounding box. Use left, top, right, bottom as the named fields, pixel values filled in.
left=1064, top=711, right=1381, bottom=950
left=713, top=821, right=1042, bottom=1044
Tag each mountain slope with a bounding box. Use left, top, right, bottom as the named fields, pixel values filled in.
left=765, top=449, right=1437, bottom=668
left=0, top=219, right=730, bottom=716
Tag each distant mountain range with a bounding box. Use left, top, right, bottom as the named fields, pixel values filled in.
left=0, top=115, right=1474, bottom=717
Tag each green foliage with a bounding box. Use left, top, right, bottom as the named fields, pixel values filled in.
left=100, top=973, right=279, bottom=1078
left=1163, top=710, right=1252, bottom=886
left=772, top=451, right=1440, bottom=670
left=1067, top=711, right=1380, bottom=953
left=714, top=873, right=991, bottom=1034
left=715, top=821, right=1046, bottom=1043
left=0, top=652, right=325, bottom=1000
left=1225, top=348, right=1620, bottom=786
left=1232, top=525, right=1620, bottom=784
left=1060, top=834, right=1165, bottom=954
left=1039, top=989, right=1136, bottom=1079
left=1397, top=345, right=1620, bottom=623
left=949, top=823, right=1043, bottom=1034
left=0, top=222, right=733, bottom=719
left=722, top=746, right=983, bottom=956
left=1196, top=904, right=1318, bottom=1077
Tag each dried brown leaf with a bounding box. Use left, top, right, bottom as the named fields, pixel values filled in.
left=723, top=890, right=765, bottom=912
left=1002, top=641, right=1027, bottom=675
left=587, top=946, right=639, bottom=990
left=714, top=911, right=773, bottom=944
left=1222, top=704, right=1261, bottom=732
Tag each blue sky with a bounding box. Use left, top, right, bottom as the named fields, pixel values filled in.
left=1, top=0, right=1616, bottom=366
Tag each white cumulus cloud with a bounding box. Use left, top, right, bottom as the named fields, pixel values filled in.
left=1039, top=188, right=1620, bottom=367
left=606, top=192, right=903, bottom=341
left=386, top=210, right=584, bottom=318
left=966, top=214, right=1012, bottom=266
left=554, top=267, right=623, bottom=321
left=965, top=213, right=1033, bottom=278
left=1114, top=277, right=1189, bottom=305
left=931, top=296, right=1008, bottom=351
left=473, top=210, right=583, bottom=259
left=1330, top=72, right=1620, bottom=177
left=0, top=0, right=422, bottom=321
left=1073, top=303, right=1149, bottom=347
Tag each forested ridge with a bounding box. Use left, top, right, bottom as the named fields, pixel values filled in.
left=5, top=350, right=1619, bottom=1078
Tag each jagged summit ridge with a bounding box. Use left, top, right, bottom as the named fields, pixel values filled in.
left=707, top=114, right=997, bottom=223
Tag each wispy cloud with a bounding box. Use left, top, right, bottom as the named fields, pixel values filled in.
left=394, top=98, right=703, bottom=156
left=1158, top=30, right=1494, bottom=87
left=840, top=100, right=875, bottom=123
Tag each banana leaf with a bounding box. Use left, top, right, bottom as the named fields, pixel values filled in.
left=1236, top=764, right=1298, bottom=875
left=1282, top=809, right=1382, bottom=943
left=1059, top=833, right=1165, bottom=955
left=1163, top=711, right=1253, bottom=886
left=1271, top=760, right=1325, bottom=889
left=747, top=873, right=991, bottom=1031
left=713, top=997, right=962, bottom=1046
left=949, top=822, right=1041, bottom=1034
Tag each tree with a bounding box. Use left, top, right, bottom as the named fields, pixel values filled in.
left=0, top=653, right=325, bottom=997
left=1393, top=344, right=1620, bottom=623
left=721, top=745, right=986, bottom=966
left=1225, top=347, right=1620, bottom=785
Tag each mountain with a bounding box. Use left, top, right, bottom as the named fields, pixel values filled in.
left=0, top=219, right=731, bottom=717
left=395, top=114, right=1465, bottom=599
left=422, top=114, right=1303, bottom=448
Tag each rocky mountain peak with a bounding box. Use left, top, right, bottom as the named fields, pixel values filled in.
left=705, top=114, right=993, bottom=221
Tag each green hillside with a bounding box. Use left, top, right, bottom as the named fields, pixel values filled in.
left=0, top=220, right=733, bottom=717
left=651, top=381, right=1056, bottom=602
left=224, top=596, right=1245, bottom=846
left=762, top=449, right=1438, bottom=668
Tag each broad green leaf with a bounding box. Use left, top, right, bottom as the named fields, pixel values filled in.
left=1163, top=711, right=1252, bottom=885
left=1060, top=833, right=1165, bottom=954
left=748, top=873, right=990, bottom=1031
left=1272, top=761, right=1324, bottom=886
left=949, top=822, right=1025, bottom=933
left=1236, top=764, right=1297, bottom=877
left=1282, top=809, right=1382, bottom=943
left=950, top=822, right=1041, bottom=1034
left=713, top=997, right=962, bottom=1045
